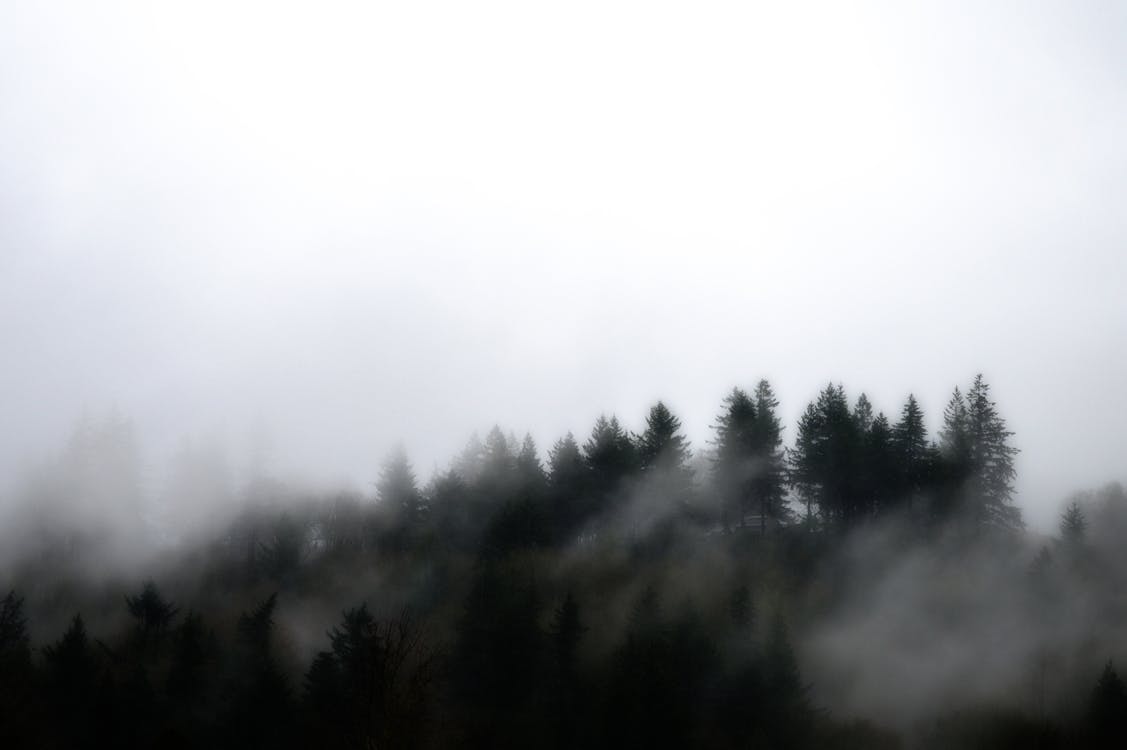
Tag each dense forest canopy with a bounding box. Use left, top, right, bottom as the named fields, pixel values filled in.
left=2, top=374, right=1126, bottom=749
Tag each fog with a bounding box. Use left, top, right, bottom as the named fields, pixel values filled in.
left=2, top=1, right=1126, bottom=534
left=2, top=3, right=1127, bottom=748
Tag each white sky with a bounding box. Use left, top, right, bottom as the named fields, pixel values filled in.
left=2, top=1, right=1125, bottom=529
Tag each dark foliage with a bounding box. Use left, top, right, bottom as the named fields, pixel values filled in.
left=3, top=374, right=1120, bottom=750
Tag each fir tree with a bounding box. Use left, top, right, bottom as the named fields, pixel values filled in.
left=1061, top=501, right=1087, bottom=545
left=548, top=432, right=589, bottom=539
left=712, top=387, right=757, bottom=529
left=893, top=394, right=930, bottom=510
left=583, top=415, right=637, bottom=515
left=377, top=446, right=424, bottom=528
left=966, top=374, right=1021, bottom=530
left=751, top=380, right=789, bottom=531
left=637, top=401, right=695, bottom=512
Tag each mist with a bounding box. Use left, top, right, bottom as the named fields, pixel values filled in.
left=3, top=1, right=1127, bottom=748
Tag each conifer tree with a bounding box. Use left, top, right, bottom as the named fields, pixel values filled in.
left=549, top=591, right=588, bottom=747
left=583, top=415, right=637, bottom=515
left=482, top=426, right=517, bottom=490
left=712, top=387, right=757, bottom=529
left=865, top=412, right=897, bottom=516
left=125, top=580, right=178, bottom=654
left=548, top=432, right=589, bottom=538
left=1061, top=501, right=1087, bottom=546
left=751, top=380, right=789, bottom=531
left=966, top=374, right=1021, bottom=530
left=936, top=386, right=971, bottom=522
left=789, top=384, right=862, bottom=528
left=0, top=590, right=32, bottom=746
left=516, top=434, right=547, bottom=495
left=893, top=394, right=930, bottom=510
left=637, top=401, right=695, bottom=510
left=378, top=446, right=424, bottom=527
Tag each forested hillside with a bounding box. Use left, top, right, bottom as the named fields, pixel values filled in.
left=2, top=375, right=1126, bottom=749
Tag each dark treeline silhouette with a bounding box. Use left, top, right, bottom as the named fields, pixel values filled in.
left=2, top=374, right=1126, bottom=749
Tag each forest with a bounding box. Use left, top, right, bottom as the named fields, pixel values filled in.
left=2, top=374, right=1126, bottom=749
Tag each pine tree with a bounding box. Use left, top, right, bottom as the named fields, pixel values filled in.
left=378, top=446, right=423, bottom=523
left=583, top=415, right=637, bottom=515
left=893, top=394, right=930, bottom=511
left=712, top=387, right=757, bottom=529
left=125, top=580, right=178, bottom=653
left=966, top=374, right=1021, bottom=530
left=936, top=386, right=971, bottom=523
left=482, top=426, right=517, bottom=491
left=762, top=613, right=813, bottom=747
left=789, top=398, right=822, bottom=526
left=865, top=412, right=898, bottom=516
left=548, top=432, right=589, bottom=539
left=166, top=611, right=212, bottom=704
left=42, top=613, right=98, bottom=723
left=789, top=384, right=862, bottom=528
left=1089, top=661, right=1127, bottom=747
left=226, top=592, right=294, bottom=747
left=853, top=393, right=874, bottom=433
left=637, top=401, right=695, bottom=510
left=0, top=591, right=29, bottom=670
left=516, top=434, right=547, bottom=495
left=0, top=590, right=32, bottom=745
left=548, top=592, right=586, bottom=748
left=751, top=380, right=789, bottom=531
left=936, top=377, right=1021, bottom=531
left=1060, top=501, right=1087, bottom=545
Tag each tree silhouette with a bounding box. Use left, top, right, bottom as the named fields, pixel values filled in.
left=751, top=380, right=789, bottom=532
left=965, top=374, right=1021, bottom=530
left=125, top=580, right=179, bottom=654
left=0, top=592, right=33, bottom=747
left=377, top=446, right=424, bottom=539
left=1060, top=501, right=1087, bottom=546
left=307, top=604, right=436, bottom=750
left=712, top=387, right=758, bottom=529
left=222, top=593, right=294, bottom=749
left=547, top=432, right=589, bottom=540
left=893, top=394, right=931, bottom=512
left=583, top=415, right=637, bottom=520
left=1088, top=661, right=1127, bottom=748
left=790, top=384, right=863, bottom=529
left=636, top=401, right=695, bottom=523
left=548, top=592, right=587, bottom=749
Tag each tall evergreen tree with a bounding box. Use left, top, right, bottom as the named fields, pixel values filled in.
left=583, top=415, right=637, bottom=516
left=936, top=386, right=971, bottom=523
left=548, top=432, right=589, bottom=539
left=1061, top=501, right=1088, bottom=546
left=516, top=434, right=547, bottom=496
left=1089, top=661, right=1127, bottom=747
left=761, top=613, right=813, bottom=748
left=0, top=591, right=33, bottom=747
left=751, top=380, right=789, bottom=531
left=892, top=394, right=931, bottom=512
left=377, top=446, right=424, bottom=531
left=789, top=384, right=863, bottom=528
left=864, top=412, right=898, bottom=516
left=712, top=387, right=757, bottom=529
left=637, top=401, right=695, bottom=511
left=125, top=580, right=178, bottom=654
left=966, top=374, right=1021, bottom=530
left=937, top=377, right=1021, bottom=530
left=481, top=426, right=517, bottom=492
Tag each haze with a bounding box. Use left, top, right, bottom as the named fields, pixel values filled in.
left=2, top=0, right=1125, bottom=530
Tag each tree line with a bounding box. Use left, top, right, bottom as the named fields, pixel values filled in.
left=5, top=373, right=1127, bottom=749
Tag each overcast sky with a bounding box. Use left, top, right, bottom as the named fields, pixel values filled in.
left=1, top=1, right=1125, bottom=530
